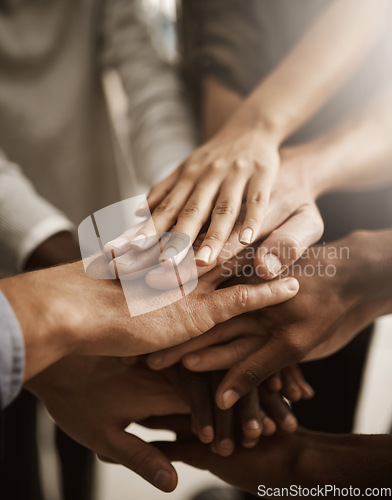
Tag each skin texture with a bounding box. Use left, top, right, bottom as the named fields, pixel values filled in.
left=113, top=73, right=392, bottom=292
left=147, top=230, right=392, bottom=409
left=26, top=357, right=189, bottom=493
left=0, top=255, right=299, bottom=381
left=174, top=364, right=313, bottom=456
left=106, top=0, right=388, bottom=270
left=146, top=417, right=392, bottom=494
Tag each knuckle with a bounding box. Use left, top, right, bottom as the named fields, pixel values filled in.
left=265, top=282, right=279, bottom=299
left=286, top=336, right=307, bottom=360
left=233, top=158, right=250, bottom=171
left=244, top=215, right=259, bottom=227
left=234, top=286, right=249, bottom=308
left=204, top=230, right=223, bottom=243
left=214, top=201, right=235, bottom=216
left=211, top=159, right=227, bottom=170
left=240, top=365, right=263, bottom=387
left=232, top=341, right=250, bottom=361
left=155, top=199, right=176, bottom=215
left=129, top=448, right=154, bottom=473
left=247, top=193, right=265, bottom=206
left=181, top=202, right=200, bottom=217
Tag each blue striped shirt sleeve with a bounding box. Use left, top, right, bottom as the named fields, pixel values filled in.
left=0, top=291, right=24, bottom=410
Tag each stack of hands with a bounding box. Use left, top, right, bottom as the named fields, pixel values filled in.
left=9, top=194, right=390, bottom=493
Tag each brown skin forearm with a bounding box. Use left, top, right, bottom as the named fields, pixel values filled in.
left=25, top=231, right=81, bottom=271
left=299, top=432, right=392, bottom=489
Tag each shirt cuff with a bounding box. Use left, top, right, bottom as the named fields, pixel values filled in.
left=17, top=214, right=75, bottom=273
left=0, top=291, right=25, bottom=410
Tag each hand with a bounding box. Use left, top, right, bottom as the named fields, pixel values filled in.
left=153, top=425, right=307, bottom=495
left=175, top=366, right=310, bottom=456
left=26, top=357, right=188, bottom=492
left=148, top=232, right=391, bottom=409
left=124, top=145, right=324, bottom=291
left=108, top=126, right=280, bottom=267
left=149, top=419, right=392, bottom=493
left=0, top=257, right=299, bottom=381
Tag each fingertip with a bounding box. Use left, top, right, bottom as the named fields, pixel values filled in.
left=153, top=467, right=178, bottom=492
left=182, top=354, right=200, bottom=370
left=195, top=246, right=212, bottom=266
left=262, top=417, right=277, bottom=436
left=282, top=414, right=298, bottom=433
left=199, top=426, right=214, bottom=444
left=218, top=389, right=240, bottom=410
left=239, top=227, right=254, bottom=245
left=146, top=353, right=165, bottom=370
left=281, top=277, right=300, bottom=294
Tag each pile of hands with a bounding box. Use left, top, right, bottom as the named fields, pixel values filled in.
left=22, top=136, right=392, bottom=494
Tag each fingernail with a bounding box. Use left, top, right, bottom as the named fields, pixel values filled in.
left=153, top=469, right=172, bottom=491
left=196, top=246, right=212, bottom=264
left=242, top=439, right=258, bottom=449
left=264, top=253, right=283, bottom=276
left=200, top=425, right=214, bottom=443
left=107, top=237, right=129, bottom=251
left=184, top=354, right=200, bottom=369
left=221, top=389, right=240, bottom=409
left=283, top=277, right=299, bottom=292
left=147, top=352, right=165, bottom=367
left=283, top=414, right=298, bottom=431
left=304, top=383, right=315, bottom=398
left=246, top=419, right=261, bottom=431
left=218, top=439, right=234, bottom=456
left=239, top=228, right=253, bottom=245
left=130, top=234, right=148, bottom=249
left=161, top=247, right=178, bottom=263
left=218, top=439, right=234, bottom=455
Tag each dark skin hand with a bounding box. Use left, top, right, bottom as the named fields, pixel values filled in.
left=26, top=357, right=189, bottom=493
left=145, top=416, right=392, bottom=495
left=25, top=231, right=81, bottom=271
left=148, top=230, right=392, bottom=410
left=175, top=365, right=313, bottom=456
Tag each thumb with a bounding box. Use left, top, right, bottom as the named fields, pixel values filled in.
left=205, top=278, right=299, bottom=326
left=255, top=205, right=324, bottom=279
left=153, top=440, right=214, bottom=471
left=104, top=430, right=178, bottom=492
left=215, top=340, right=296, bottom=410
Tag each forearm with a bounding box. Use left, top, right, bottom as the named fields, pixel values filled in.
left=226, top=0, right=388, bottom=143
left=293, top=82, right=392, bottom=197
left=0, top=269, right=74, bottom=381
left=298, top=431, right=392, bottom=489
left=336, top=230, right=392, bottom=311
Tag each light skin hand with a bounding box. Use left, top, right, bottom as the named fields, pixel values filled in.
left=26, top=357, right=189, bottom=492
left=137, top=154, right=324, bottom=290
left=0, top=256, right=299, bottom=381
left=106, top=0, right=387, bottom=268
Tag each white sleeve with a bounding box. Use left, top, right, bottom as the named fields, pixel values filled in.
left=0, top=153, right=74, bottom=275
left=99, top=0, right=197, bottom=187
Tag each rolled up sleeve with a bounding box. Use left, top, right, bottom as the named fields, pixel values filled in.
left=0, top=291, right=24, bottom=410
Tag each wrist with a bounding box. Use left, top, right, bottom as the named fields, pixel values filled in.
left=0, top=269, right=76, bottom=380
left=341, top=230, right=392, bottom=303
left=25, top=231, right=80, bottom=271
